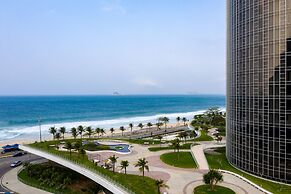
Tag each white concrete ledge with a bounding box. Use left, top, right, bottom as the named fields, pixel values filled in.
left=218, top=170, right=272, bottom=194
left=19, top=145, right=132, bottom=194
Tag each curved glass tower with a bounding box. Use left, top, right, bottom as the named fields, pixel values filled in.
left=227, top=0, right=291, bottom=183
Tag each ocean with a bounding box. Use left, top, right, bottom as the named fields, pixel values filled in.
left=0, top=95, right=225, bottom=141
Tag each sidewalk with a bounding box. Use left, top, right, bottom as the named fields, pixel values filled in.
left=1, top=166, right=51, bottom=194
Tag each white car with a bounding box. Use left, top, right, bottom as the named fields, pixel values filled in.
left=10, top=160, right=22, bottom=167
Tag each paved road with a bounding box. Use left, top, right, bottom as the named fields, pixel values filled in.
left=0, top=153, right=42, bottom=193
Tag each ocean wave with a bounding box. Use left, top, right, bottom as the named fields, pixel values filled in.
left=0, top=108, right=225, bottom=141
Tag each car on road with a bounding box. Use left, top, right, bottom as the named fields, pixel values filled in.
left=12, top=152, right=27, bottom=157
left=10, top=160, right=22, bottom=167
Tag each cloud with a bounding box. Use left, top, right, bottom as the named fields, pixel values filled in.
left=101, top=0, right=127, bottom=15
left=132, top=78, right=161, bottom=88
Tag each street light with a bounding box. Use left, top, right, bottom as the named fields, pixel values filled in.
left=38, top=117, right=42, bottom=142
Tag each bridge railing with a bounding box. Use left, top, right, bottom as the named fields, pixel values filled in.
left=20, top=145, right=134, bottom=194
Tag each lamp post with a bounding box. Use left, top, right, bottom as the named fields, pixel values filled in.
left=38, top=117, right=42, bottom=142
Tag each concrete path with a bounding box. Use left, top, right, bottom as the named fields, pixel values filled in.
left=191, top=142, right=226, bottom=170
left=1, top=166, right=52, bottom=194
left=190, top=142, right=265, bottom=194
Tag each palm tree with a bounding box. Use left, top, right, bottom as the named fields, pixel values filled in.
left=71, top=127, right=78, bottom=139
left=74, top=141, right=82, bottom=151
left=155, top=179, right=169, bottom=194
left=176, top=116, right=181, bottom=125
left=120, top=160, right=129, bottom=174
left=171, top=138, right=181, bottom=160
left=182, top=117, right=188, bottom=126
left=135, top=158, right=149, bottom=178
left=120, top=126, right=125, bottom=136
left=55, top=132, right=61, bottom=140
left=129, top=123, right=133, bottom=134
left=157, top=135, right=163, bottom=147
left=137, top=123, right=144, bottom=130
left=156, top=122, right=163, bottom=130
left=159, top=117, right=169, bottom=128
left=86, top=126, right=93, bottom=139
left=60, top=127, right=66, bottom=139
left=95, top=127, right=101, bottom=138
left=203, top=170, right=223, bottom=191
left=79, top=148, right=86, bottom=159
left=108, top=155, right=119, bottom=172
left=65, top=141, right=73, bottom=156
left=100, top=128, right=106, bottom=137
left=110, top=128, right=115, bottom=137
left=147, top=122, right=153, bottom=128
left=78, top=125, right=85, bottom=139
left=49, top=127, right=57, bottom=140
left=178, top=131, right=188, bottom=143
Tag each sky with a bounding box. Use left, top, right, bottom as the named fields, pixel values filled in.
left=0, top=0, right=226, bottom=95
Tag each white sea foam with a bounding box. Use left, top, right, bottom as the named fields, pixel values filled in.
left=0, top=108, right=225, bottom=141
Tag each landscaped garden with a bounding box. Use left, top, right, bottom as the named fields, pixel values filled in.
left=29, top=140, right=159, bottom=194
left=193, top=185, right=235, bottom=194
left=205, top=147, right=291, bottom=194
left=160, top=151, right=197, bottom=168
left=18, top=163, right=107, bottom=194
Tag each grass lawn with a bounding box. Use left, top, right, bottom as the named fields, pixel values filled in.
left=29, top=140, right=159, bottom=194
left=205, top=147, right=291, bottom=194
left=193, top=185, right=235, bottom=194
left=160, top=152, right=197, bottom=168
left=148, top=143, right=195, bottom=152
left=82, top=143, right=112, bottom=151
left=193, top=130, right=213, bottom=141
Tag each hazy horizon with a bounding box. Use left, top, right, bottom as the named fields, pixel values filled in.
left=0, top=0, right=226, bottom=96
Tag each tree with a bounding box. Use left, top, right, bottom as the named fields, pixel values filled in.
left=71, top=127, right=78, bottom=139
left=156, top=122, right=163, bottom=130
left=182, top=117, right=188, bottom=126
left=147, top=122, right=153, bottom=128
left=65, top=141, right=73, bottom=156
left=178, top=131, right=188, bottom=143
left=203, top=170, right=223, bottom=191
left=85, top=126, right=93, bottom=139
left=49, top=127, right=57, bottom=140
left=108, top=155, right=119, bottom=172
left=129, top=123, right=133, bottom=134
left=155, top=179, right=169, bottom=194
left=120, top=126, right=125, bottom=136
left=55, top=132, right=61, bottom=140
left=176, top=116, right=181, bottom=125
left=120, top=160, right=129, bottom=174
left=100, top=128, right=106, bottom=137
left=60, top=127, right=66, bottom=139
left=74, top=141, right=82, bottom=151
left=79, top=148, right=86, bottom=159
left=95, top=128, right=101, bottom=138
left=110, top=128, right=115, bottom=137
left=171, top=138, right=181, bottom=160
left=156, top=135, right=163, bottom=147
left=137, top=123, right=144, bottom=130
left=135, top=158, right=149, bottom=178
left=189, top=130, right=197, bottom=139
left=77, top=125, right=85, bottom=139
left=159, top=117, right=169, bottom=128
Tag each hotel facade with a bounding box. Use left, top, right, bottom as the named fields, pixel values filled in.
left=227, top=0, right=291, bottom=183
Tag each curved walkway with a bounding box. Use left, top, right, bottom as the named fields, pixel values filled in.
left=19, top=145, right=130, bottom=194
left=190, top=141, right=265, bottom=194
left=1, top=166, right=51, bottom=194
